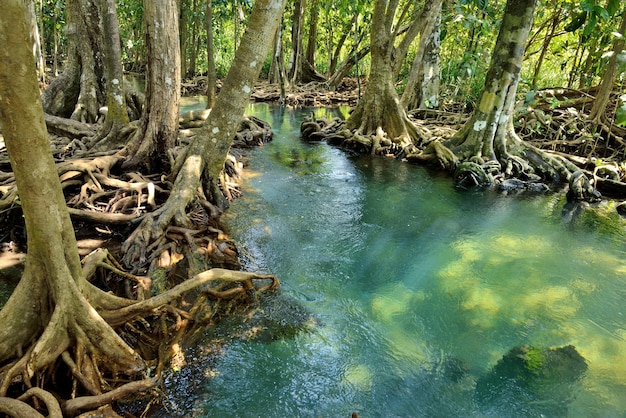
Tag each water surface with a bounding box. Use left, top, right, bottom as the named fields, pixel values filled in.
left=172, top=103, right=626, bottom=417
left=0, top=100, right=624, bottom=416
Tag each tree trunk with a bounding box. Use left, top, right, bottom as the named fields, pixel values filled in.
left=447, top=0, right=536, bottom=159
left=588, top=9, right=626, bottom=124
left=287, top=0, right=305, bottom=84
left=123, top=0, right=181, bottom=170
left=345, top=0, right=419, bottom=147
left=400, top=0, right=443, bottom=109
left=438, top=0, right=575, bottom=184
left=86, top=0, right=131, bottom=153
left=417, top=9, right=442, bottom=109
left=122, top=0, right=287, bottom=270
left=41, top=0, right=103, bottom=122
left=0, top=0, right=142, bottom=395
left=305, top=0, right=318, bottom=68
left=327, top=13, right=356, bottom=76
left=25, top=0, right=45, bottom=84
left=179, top=0, right=189, bottom=79
left=327, top=45, right=370, bottom=89
left=41, top=0, right=140, bottom=124
left=187, top=0, right=199, bottom=78
left=206, top=0, right=217, bottom=108
left=531, top=6, right=562, bottom=90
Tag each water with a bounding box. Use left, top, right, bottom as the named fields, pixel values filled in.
left=177, top=103, right=625, bottom=417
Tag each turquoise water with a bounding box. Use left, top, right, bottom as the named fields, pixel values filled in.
left=175, top=103, right=626, bottom=417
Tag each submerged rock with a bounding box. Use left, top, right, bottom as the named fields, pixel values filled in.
left=475, top=344, right=587, bottom=416
left=229, top=292, right=318, bottom=342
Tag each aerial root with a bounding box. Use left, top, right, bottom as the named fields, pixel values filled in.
left=102, top=268, right=279, bottom=327
left=62, top=376, right=159, bottom=417
left=0, top=395, right=48, bottom=418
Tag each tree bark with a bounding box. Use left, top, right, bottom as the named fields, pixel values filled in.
left=305, top=0, right=318, bottom=68
left=122, top=0, right=287, bottom=271
left=345, top=0, right=419, bottom=147
left=123, top=0, right=181, bottom=170
left=287, top=0, right=306, bottom=84
left=25, top=0, right=45, bottom=84
left=41, top=0, right=141, bottom=124
left=206, top=0, right=217, bottom=108
left=588, top=9, right=626, bottom=124
left=438, top=0, right=576, bottom=183
left=0, top=0, right=142, bottom=386
left=400, top=0, right=443, bottom=109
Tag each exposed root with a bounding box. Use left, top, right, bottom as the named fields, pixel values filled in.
left=300, top=114, right=418, bottom=157
left=63, top=376, right=159, bottom=417
left=0, top=108, right=279, bottom=416
left=297, top=86, right=626, bottom=200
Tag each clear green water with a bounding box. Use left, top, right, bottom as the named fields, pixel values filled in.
left=171, top=103, right=625, bottom=417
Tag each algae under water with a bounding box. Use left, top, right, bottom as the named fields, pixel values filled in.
left=159, top=103, right=626, bottom=417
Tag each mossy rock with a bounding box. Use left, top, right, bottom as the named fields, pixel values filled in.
left=475, top=345, right=587, bottom=416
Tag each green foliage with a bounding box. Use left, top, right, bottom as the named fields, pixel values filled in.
left=616, top=94, right=626, bottom=126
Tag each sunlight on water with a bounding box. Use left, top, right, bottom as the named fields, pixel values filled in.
left=160, top=103, right=626, bottom=417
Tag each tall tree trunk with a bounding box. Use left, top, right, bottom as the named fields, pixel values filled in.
left=588, top=9, right=626, bottom=124
left=99, top=0, right=129, bottom=127
left=416, top=9, right=442, bottom=109
left=122, top=0, right=287, bottom=270
left=123, top=0, right=181, bottom=170
left=0, top=0, right=142, bottom=401
left=327, top=13, right=356, bottom=76
left=434, top=0, right=574, bottom=184
left=400, top=0, right=443, bottom=109
left=41, top=0, right=140, bottom=123
left=305, top=0, right=318, bottom=67
left=25, top=0, right=45, bottom=84
left=287, top=0, right=305, bottom=84
left=187, top=0, right=199, bottom=78
left=180, top=0, right=188, bottom=79
left=52, top=2, right=59, bottom=76
left=41, top=0, right=103, bottom=121
left=206, top=0, right=217, bottom=108
left=327, top=44, right=369, bottom=89
left=300, top=0, right=325, bottom=82
left=346, top=0, right=419, bottom=147
left=531, top=6, right=562, bottom=90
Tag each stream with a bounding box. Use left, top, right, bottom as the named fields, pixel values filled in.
left=0, top=100, right=624, bottom=417
left=161, top=103, right=626, bottom=417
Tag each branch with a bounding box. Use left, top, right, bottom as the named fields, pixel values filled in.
left=68, top=207, right=144, bottom=224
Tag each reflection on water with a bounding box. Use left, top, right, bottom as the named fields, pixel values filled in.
left=178, top=103, right=626, bottom=417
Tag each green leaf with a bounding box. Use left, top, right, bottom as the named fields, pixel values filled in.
left=607, top=0, right=621, bottom=17
left=616, top=104, right=626, bottom=127
left=564, top=11, right=587, bottom=32
left=476, top=0, right=488, bottom=10
left=593, top=5, right=610, bottom=21
left=583, top=13, right=598, bottom=37
left=580, top=0, right=595, bottom=12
